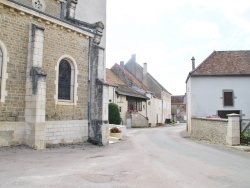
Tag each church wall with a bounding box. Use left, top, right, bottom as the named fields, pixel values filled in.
left=0, top=5, right=89, bottom=122
left=0, top=2, right=90, bottom=147
left=0, top=120, right=88, bottom=147
left=14, top=0, right=61, bottom=18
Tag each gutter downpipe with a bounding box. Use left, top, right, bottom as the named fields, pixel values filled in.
left=87, top=37, right=93, bottom=138
left=162, top=90, right=164, bottom=123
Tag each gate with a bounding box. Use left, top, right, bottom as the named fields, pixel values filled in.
left=240, top=119, right=250, bottom=145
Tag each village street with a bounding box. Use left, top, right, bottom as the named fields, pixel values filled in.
left=0, top=123, right=250, bottom=188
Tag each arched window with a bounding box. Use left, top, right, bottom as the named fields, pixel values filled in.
left=58, top=59, right=72, bottom=100
left=55, top=55, right=78, bottom=105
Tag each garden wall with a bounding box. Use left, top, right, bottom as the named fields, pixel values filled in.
left=191, top=118, right=228, bottom=145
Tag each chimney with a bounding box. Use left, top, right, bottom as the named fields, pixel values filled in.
left=143, top=63, right=147, bottom=75
left=66, top=0, right=78, bottom=19
left=131, top=54, right=136, bottom=61
left=191, top=57, right=195, bottom=70
left=120, top=61, right=124, bottom=67
left=142, top=63, right=148, bottom=86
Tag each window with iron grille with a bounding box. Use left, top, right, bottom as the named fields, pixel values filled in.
left=223, top=91, right=233, bottom=106
left=58, top=60, right=71, bottom=100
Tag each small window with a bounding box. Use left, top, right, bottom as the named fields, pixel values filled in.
left=119, top=106, right=122, bottom=112
left=117, top=95, right=122, bottom=102
left=58, top=60, right=72, bottom=100
left=128, top=100, right=142, bottom=111
left=224, top=91, right=233, bottom=106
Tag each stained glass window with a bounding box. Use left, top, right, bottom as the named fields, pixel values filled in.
left=58, top=60, right=71, bottom=100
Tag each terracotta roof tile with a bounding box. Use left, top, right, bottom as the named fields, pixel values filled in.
left=193, top=50, right=250, bottom=75
left=106, top=68, right=126, bottom=86
left=112, top=63, right=150, bottom=91
left=171, top=95, right=185, bottom=104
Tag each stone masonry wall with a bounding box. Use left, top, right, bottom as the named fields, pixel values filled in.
left=0, top=122, right=25, bottom=146
left=131, top=113, right=148, bottom=128
left=44, top=23, right=89, bottom=121
left=45, top=120, right=88, bottom=145
left=0, top=4, right=88, bottom=122
left=0, top=5, right=89, bottom=122
left=191, top=118, right=228, bottom=145
left=0, top=120, right=88, bottom=146
left=14, top=0, right=61, bottom=18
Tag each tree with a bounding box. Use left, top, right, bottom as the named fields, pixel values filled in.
left=108, top=103, right=121, bottom=125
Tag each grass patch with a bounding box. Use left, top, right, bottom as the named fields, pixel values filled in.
left=131, top=126, right=149, bottom=128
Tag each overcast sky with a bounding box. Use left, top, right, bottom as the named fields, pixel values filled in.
left=106, top=0, right=250, bottom=95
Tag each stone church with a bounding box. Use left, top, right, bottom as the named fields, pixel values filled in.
left=0, top=0, right=109, bottom=149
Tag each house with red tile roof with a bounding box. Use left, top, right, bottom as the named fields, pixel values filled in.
left=106, top=68, right=149, bottom=127
left=110, top=55, right=172, bottom=126
left=186, top=50, right=250, bottom=133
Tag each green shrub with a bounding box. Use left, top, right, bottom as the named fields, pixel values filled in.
left=108, top=103, right=121, bottom=125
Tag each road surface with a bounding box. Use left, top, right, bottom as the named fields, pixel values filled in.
left=0, top=123, right=249, bottom=187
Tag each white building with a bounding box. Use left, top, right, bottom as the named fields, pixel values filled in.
left=186, top=51, right=250, bottom=133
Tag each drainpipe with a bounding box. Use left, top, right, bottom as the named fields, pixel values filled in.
left=87, top=38, right=93, bottom=138
left=162, top=99, right=164, bottom=123
left=113, top=87, right=115, bottom=102
left=161, top=90, right=164, bottom=123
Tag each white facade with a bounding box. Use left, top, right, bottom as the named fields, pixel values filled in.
left=186, top=76, right=250, bottom=132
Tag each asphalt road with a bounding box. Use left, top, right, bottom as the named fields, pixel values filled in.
left=0, top=123, right=250, bottom=187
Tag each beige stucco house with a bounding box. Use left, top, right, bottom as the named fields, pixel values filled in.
left=106, top=68, right=149, bottom=127
left=109, top=55, right=172, bottom=126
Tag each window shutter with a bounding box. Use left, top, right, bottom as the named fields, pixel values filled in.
left=224, top=92, right=233, bottom=106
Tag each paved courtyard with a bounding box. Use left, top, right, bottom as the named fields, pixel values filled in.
left=0, top=123, right=250, bottom=187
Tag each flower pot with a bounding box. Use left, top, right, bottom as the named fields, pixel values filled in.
left=110, top=132, right=122, bottom=139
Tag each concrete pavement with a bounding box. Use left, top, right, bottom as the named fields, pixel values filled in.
left=0, top=123, right=250, bottom=187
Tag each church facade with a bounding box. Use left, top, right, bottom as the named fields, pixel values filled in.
left=0, top=0, right=109, bottom=149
